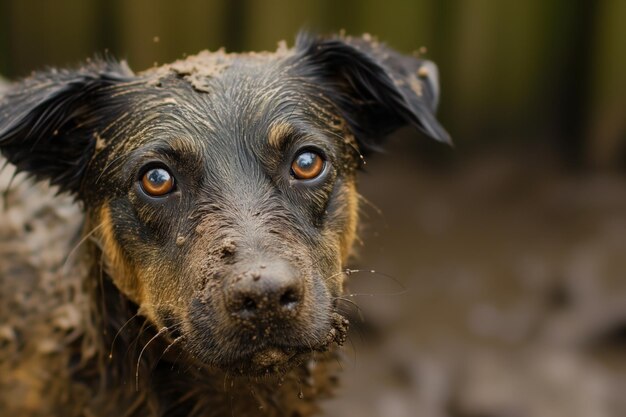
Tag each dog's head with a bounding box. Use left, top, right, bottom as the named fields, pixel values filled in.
left=0, top=34, right=448, bottom=374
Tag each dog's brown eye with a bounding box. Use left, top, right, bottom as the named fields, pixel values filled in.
left=141, top=167, right=174, bottom=196
left=291, top=151, right=324, bottom=180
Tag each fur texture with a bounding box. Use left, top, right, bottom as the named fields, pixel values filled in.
left=0, top=33, right=448, bottom=416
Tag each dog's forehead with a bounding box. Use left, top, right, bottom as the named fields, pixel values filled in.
left=92, top=48, right=340, bottom=191
left=144, top=47, right=299, bottom=105
left=147, top=46, right=293, bottom=88
left=130, top=47, right=320, bottom=149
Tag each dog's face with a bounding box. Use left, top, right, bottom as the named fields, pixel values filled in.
left=0, top=34, right=448, bottom=374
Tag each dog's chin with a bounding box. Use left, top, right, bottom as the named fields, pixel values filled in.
left=204, top=339, right=329, bottom=376
left=226, top=347, right=308, bottom=376
left=187, top=312, right=350, bottom=377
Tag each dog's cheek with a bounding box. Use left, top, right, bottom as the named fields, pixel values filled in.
left=96, top=204, right=192, bottom=324
left=169, top=230, right=227, bottom=325
left=97, top=204, right=146, bottom=304
left=134, top=231, right=208, bottom=326
left=339, top=180, right=359, bottom=264
left=323, top=177, right=359, bottom=265
left=323, top=178, right=358, bottom=295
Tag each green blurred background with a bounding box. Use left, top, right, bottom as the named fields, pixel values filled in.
left=0, top=0, right=624, bottom=167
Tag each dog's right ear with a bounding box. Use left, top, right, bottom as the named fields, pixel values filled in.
left=0, top=60, right=134, bottom=195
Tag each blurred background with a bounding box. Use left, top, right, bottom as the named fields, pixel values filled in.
left=1, top=0, right=625, bottom=416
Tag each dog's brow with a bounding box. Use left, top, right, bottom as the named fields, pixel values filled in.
left=267, top=121, right=295, bottom=149
left=145, top=137, right=203, bottom=161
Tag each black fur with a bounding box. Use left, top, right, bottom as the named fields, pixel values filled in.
left=295, top=33, right=450, bottom=151
left=0, top=34, right=448, bottom=196
left=0, top=33, right=448, bottom=416
left=0, top=60, right=134, bottom=194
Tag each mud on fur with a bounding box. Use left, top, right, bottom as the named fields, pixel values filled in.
left=0, top=32, right=448, bottom=417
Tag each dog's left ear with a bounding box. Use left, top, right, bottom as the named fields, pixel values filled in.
left=0, top=59, right=133, bottom=195
left=296, top=33, right=451, bottom=150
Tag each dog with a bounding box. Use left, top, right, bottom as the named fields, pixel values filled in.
left=0, top=32, right=449, bottom=416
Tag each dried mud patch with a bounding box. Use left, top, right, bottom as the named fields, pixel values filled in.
left=0, top=160, right=91, bottom=413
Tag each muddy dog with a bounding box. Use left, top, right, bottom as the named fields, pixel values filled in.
left=0, top=33, right=449, bottom=416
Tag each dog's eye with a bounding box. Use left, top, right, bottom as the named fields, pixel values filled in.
left=141, top=167, right=175, bottom=196
left=291, top=151, right=325, bottom=180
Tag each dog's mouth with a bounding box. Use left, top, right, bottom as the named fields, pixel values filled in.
left=236, top=312, right=350, bottom=374
left=183, top=311, right=350, bottom=376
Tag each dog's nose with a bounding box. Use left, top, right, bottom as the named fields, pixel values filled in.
left=224, top=261, right=304, bottom=321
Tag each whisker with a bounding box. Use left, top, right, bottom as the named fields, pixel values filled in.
left=162, top=336, right=184, bottom=357
left=136, top=326, right=168, bottom=391
left=346, top=334, right=357, bottom=370
left=343, top=268, right=407, bottom=296
left=345, top=268, right=405, bottom=287
left=325, top=268, right=406, bottom=296
left=334, top=356, right=344, bottom=371
left=152, top=331, right=185, bottom=371
left=109, top=313, right=140, bottom=359
left=127, top=319, right=152, bottom=364
left=333, top=296, right=365, bottom=322
left=345, top=290, right=407, bottom=298
left=171, top=343, right=187, bottom=372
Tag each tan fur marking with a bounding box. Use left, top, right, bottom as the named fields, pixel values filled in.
left=340, top=180, right=359, bottom=264
left=268, top=122, right=294, bottom=148
left=97, top=205, right=145, bottom=305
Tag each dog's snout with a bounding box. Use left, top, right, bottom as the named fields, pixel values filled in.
left=224, top=261, right=304, bottom=321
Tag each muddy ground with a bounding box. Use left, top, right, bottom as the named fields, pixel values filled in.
left=1, top=131, right=624, bottom=416
left=323, top=134, right=626, bottom=417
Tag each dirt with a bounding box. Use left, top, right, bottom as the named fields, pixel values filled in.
left=145, top=41, right=291, bottom=94
left=322, top=137, right=626, bottom=417
left=0, top=161, right=90, bottom=413
left=2, top=132, right=625, bottom=416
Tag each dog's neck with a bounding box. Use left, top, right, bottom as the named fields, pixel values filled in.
left=77, top=246, right=340, bottom=417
